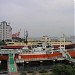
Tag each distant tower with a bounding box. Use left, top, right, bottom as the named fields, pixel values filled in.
left=24, top=30, right=28, bottom=45
left=0, top=21, right=12, bottom=41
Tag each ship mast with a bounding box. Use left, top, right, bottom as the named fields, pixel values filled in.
left=60, top=34, right=65, bottom=50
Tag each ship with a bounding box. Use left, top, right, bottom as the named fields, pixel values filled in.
left=2, top=34, right=75, bottom=49
left=0, top=31, right=75, bottom=62
left=2, top=40, right=75, bottom=49
left=0, top=42, right=75, bottom=61
left=0, top=44, right=75, bottom=61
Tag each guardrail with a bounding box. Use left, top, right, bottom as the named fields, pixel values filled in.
left=0, top=49, right=22, bottom=54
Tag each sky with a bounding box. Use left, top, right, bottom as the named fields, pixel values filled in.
left=0, top=0, right=74, bottom=38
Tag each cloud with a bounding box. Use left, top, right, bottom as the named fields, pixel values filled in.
left=0, top=0, right=74, bottom=37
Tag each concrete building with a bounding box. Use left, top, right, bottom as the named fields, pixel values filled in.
left=0, top=21, right=12, bottom=40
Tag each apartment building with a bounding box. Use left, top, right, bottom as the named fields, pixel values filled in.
left=0, top=21, right=12, bottom=40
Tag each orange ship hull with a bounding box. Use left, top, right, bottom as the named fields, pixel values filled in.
left=20, top=52, right=62, bottom=59
left=0, top=50, right=75, bottom=61
left=0, top=54, right=18, bottom=60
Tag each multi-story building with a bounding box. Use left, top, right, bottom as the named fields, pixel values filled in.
left=0, top=21, right=12, bottom=41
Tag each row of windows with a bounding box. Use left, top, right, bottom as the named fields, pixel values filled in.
left=0, top=28, right=11, bottom=30
left=0, top=34, right=11, bottom=36
left=0, top=31, right=11, bottom=34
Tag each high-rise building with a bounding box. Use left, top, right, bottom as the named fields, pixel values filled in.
left=0, top=21, right=12, bottom=40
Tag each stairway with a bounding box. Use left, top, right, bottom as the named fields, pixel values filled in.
left=9, top=53, right=17, bottom=72
left=60, top=48, right=75, bottom=63
left=65, top=53, right=71, bottom=60
left=8, top=53, right=19, bottom=75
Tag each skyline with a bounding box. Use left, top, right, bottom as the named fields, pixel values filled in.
left=0, top=0, right=74, bottom=37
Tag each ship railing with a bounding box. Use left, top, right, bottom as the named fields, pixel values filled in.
left=0, top=49, right=22, bottom=54
left=16, top=56, right=63, bottom=62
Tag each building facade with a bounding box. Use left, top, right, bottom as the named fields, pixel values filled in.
left=0, top=21, right=12, bottom=40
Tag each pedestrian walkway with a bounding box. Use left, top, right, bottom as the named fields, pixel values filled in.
left=9, top=53, right=17, bottom=72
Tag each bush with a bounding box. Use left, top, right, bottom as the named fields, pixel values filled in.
left=52, top=64, right=75, bottom=75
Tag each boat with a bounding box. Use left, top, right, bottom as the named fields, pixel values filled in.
left=0, top=34, right=75, bottom=61
left=17, top=45, right=75, bottom=62
left=2, top=40, right=75, bottom=49
left=1, top=33, right=75, bottom=49
left=0, top=43, right=75, bottom=61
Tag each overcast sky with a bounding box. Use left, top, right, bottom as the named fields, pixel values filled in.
left=0, top=0, right=74, bottom=37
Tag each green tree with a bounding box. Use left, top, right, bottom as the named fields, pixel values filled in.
left=0, top=40, right=6, bottom=45
left=52, top=64, right=75, bottom=75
